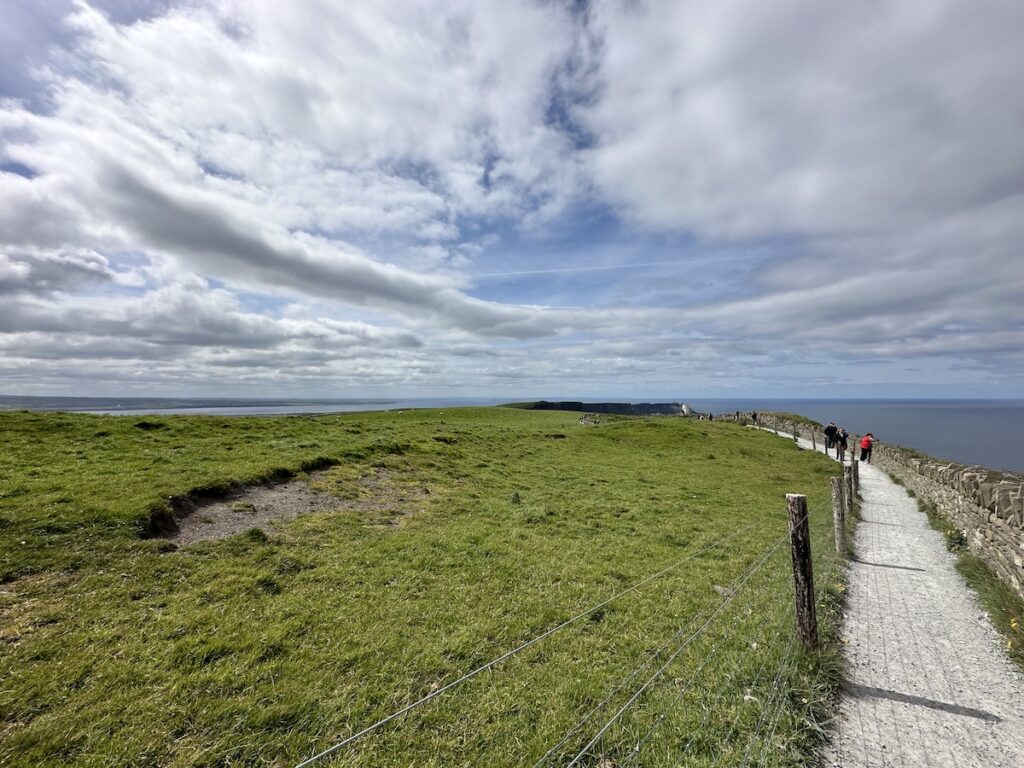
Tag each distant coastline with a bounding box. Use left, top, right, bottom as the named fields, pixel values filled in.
left=508, top=400, right=686, bottom=416
left=0, top=395, right=508, bottom=416
left=3, top=395, right=1022, bottom=473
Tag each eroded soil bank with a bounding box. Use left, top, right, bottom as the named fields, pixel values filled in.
left=157, top=466, right=430, bottom=546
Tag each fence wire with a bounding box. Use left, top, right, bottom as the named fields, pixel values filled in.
left=292, top=477, right=841, bottom=768
left=618, top=550, right=793, bottom=768
left=548, top=497, right=838, bottom=768
left=562, top=519, right=807, bottom=768
left=293, top=522, right=759, bottom=767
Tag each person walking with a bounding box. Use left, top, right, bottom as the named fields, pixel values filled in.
left=860, top=433, right=874, bottom=463
left=824, top=422, right=838, bottom=453
left=836, top=428, right=849, bottom=460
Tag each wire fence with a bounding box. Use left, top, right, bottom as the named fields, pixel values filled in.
left=561, top=525, right=802, bottom=768
left=295, top=521, right=763, bottom=767
left=547, top=503, right=833, bottom=768
left=292, top=451, right=848, bottom=768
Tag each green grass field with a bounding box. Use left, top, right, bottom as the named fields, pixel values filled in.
left=0, top=408, right=846, bottom=767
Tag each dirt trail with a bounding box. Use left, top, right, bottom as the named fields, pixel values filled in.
left=770, top=428, right=1024, bottom=766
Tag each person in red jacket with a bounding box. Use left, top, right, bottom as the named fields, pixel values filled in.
left=860, top=433, right=874, bottom=463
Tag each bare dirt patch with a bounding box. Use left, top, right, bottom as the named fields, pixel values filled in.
left=158, top=467, right=430, bottom=547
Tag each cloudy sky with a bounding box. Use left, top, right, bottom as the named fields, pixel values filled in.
left=2, top=0, right=1023, bottom=399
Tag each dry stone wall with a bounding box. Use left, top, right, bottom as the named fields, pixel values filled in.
left=715, top=411, right=849, bottom=456
left=716, top=410, right=1024, bottom=599
left=872, top=443, right=1024, bottom=600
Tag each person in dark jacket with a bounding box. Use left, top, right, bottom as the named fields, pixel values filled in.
left=836, top=428, right=849, bottom=460
left=860, top=433, right=874, bottom=463
left=824, top=422, right=838, bottom=451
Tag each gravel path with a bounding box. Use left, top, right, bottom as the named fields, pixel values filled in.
left=771, top=430, right=1024, bottom=767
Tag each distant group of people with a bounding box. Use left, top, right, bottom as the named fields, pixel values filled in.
left=823, top=421, right=875, bottom=462
left=823, top=422, right=848, bottom=459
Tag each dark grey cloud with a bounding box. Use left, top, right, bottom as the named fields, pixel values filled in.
left=0, top=250, right=117, bottom=295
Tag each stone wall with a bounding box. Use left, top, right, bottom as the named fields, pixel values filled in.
left=717, top=409, right=1024, bottom=599
left=715, top=411, right=853, bottom=457
left=872, top=443, right=1024, bottom=600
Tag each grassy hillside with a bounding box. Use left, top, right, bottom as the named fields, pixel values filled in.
left=0, top=408, right=845, bottom=767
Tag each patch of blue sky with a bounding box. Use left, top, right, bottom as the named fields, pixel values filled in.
left=0, top=161, right=37, bottom=179
left=379, top=156, right=447, bottom=193
left=543, top=75, right=597, bottom=152
left=544, top=90, right=594, bottom=152
left=67, top=250, right=153, bottom=298
left=468, top=206, right=790, bottom=308
left=231, top=289, right=292, bottom=316
left=0, top=1, right=67, bottom=106
left=467, top=199, right=624, bottom=270
left=198, top=160, right=245, bottom=183
left=107, top=250, right=150, bottom=268
left=199, top=280, right=288, bottom=315
left=74, top=281, right=147, bottom=300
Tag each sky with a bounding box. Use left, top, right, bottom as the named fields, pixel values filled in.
left=2, top=0, right=1023, bottom=400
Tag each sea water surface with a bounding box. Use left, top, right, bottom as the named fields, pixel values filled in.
left=0, top=395, right=507, bottom=416
left=690, top=399, right=1024, bottom=474
left=3, top=396, right=1022, bottom=474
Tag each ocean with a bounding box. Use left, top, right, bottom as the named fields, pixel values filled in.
left=689, top=399, right=1024, bottom=474
left=0, top=395, right=507, bottom=416
left=2, top=396, right=1021, bottom=474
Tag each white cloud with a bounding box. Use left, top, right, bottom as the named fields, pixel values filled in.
left=1, top=0, right=1023, bottom=397
left=581, top=0, right=1024, bottom=238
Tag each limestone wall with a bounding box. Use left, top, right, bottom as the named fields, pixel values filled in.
left=872, top=443, right=1024, bottom=599
left=716, top=411, right=851, bottom=457
left=717, top=409, right=1024, bottom=599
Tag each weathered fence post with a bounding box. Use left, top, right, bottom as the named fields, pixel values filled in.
left=811, top=432, right=816, bottom=451
left=852, top=457, right=859, bottom=498
left=787, top=494, right=818, bottom=649
left=830, top=477, right=845, bottom=555
left=844, top=465, right=854, bottom=511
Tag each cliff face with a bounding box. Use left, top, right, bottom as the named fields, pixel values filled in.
left=524, top=401, right=686, bottom=416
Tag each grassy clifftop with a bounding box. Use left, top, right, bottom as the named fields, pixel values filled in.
left=0, top=408, right=843, bottom=767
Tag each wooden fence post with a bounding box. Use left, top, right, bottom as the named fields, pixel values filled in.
left=852, top=458, right=859, bottom=498
left=844, top=465, right=854, bottom=511
left=811, top=432, right=816, bottom=451
left=830, top=477, right=845, bottom=555
left=787, top=494, right=818, bottom=649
